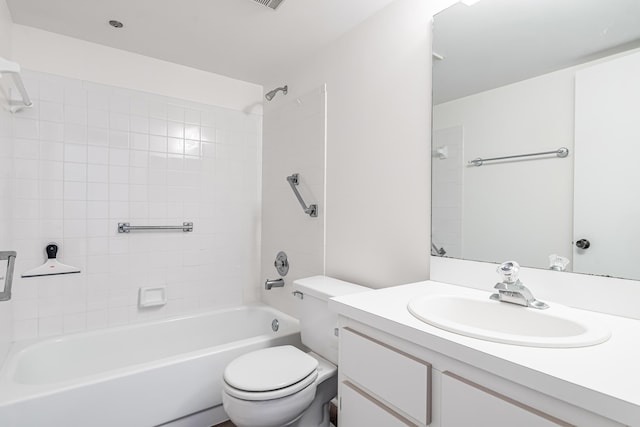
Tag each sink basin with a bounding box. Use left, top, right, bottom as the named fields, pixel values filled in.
left=407, top=294, right=611, bottom=348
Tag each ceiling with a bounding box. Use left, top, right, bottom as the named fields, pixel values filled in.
left=7, top=0, right=397, bottom=85
left=433, top=0, right=640, bottom=103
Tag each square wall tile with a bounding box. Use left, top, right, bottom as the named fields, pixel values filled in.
left=88, top=127, right=109, bottom=146
left=65, top=106, right=88, bottom=125
left=64, top=144, right=87, bottom=163
left=7, top=70, right=262, bottom=340
left=40, top=122, right=64, bottom=142
left=88, top=110, right=109, bottom=129
left=40, top=101, right=64, bottom=123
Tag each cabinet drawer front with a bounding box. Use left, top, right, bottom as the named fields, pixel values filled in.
left=340, top=381, right=417, bottom=427
left=340, top=328, right=431, bottom=424
left=442, top=372, right=575, bottom=427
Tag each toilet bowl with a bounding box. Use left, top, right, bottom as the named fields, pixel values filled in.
left=222, top=346, right=337, bottom=427
left=222, top=276, right=369, bottom=427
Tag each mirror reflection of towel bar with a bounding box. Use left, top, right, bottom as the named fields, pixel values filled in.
left=468, top=147, right=569, bottom=167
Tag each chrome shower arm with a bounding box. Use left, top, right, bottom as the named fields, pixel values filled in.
left=286, top=173, right=318, bottom=217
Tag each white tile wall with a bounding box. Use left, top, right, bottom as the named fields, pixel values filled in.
left=9, top=70, right=262, bottom=340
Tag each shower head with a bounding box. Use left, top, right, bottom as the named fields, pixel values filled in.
left=265, top=85, right=288, bottom=101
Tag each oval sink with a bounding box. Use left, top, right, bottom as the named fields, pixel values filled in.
left=407, top=294, right=611, bottom=348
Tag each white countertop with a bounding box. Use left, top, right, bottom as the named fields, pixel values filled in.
left=329, top=280, right=640, bottom=426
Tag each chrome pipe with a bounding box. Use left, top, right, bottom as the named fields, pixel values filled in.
left=265, top=85, right=288, bottom=101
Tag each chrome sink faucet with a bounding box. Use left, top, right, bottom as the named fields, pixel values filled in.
left=490, top=261, right=549, bottom=310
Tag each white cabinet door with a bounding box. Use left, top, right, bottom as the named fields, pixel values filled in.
left=574, top=51, right=640, bottom=279
left=441, top=372, right=573, bottom=427
left=340, top=381, right=417, bottom=427
left=340, top=327, right=431, bottom=424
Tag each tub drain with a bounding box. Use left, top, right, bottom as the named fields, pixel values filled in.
left=271, top=318, right=280, bottom=332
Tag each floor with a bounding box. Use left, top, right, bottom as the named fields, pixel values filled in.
left=214, top=403, right=338, bottom=426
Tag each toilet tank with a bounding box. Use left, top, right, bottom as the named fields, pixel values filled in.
left=293, top=276, right=369, bottom=365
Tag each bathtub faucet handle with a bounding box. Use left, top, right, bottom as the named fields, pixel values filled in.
left=265, top=278, right=285, bottom=290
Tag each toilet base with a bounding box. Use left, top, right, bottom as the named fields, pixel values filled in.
left=223, top=352, right=338, bottom=427
left=286, top=370, right=337, bottom=427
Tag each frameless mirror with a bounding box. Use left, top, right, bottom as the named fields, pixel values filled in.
left=431, top=0, right=640, bottom=279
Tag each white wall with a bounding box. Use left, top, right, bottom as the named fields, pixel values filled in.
left=263, top=0, right=457, bottom=290
left=0, top=0, right=14, bottom=362
left=11, top=25, right=263, bottom=115
left=261, top=86, right=326, bottom=316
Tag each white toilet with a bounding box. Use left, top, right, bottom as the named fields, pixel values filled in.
left=222, top=276, right=368, bottom=427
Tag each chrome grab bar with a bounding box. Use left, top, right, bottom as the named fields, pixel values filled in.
left=468, top=147, right=569, bottom=167
left=431, top=243, right=446, bottom=256
left=286, top=173, right=318, bottom=217
left=118, top=222, right=194, bottom=233
left=0, top=251, right=17, bottom=302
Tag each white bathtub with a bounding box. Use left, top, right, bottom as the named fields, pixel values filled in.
left=0, top=305, right=301, bottom=427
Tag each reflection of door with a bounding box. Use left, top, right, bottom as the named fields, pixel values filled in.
left=574, top=51, right=640, bottom=279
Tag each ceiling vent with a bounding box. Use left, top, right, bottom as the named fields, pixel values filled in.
left=252, top=0, right=286, bottom=10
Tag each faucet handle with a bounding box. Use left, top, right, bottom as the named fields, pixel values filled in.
left=497, top=261, right=520, bottom=284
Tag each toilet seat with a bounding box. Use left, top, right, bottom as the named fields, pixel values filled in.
left=224, top=370, right=318, bottom=401
left=223, top=346, right=319, bottom=401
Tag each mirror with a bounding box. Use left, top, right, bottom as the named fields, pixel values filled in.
left=431, top=0, right=640, bottom=279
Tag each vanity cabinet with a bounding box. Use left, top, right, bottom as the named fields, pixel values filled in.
left=441, top=371, right=572, bottom=427
left=337, top=322, right=625, bottom=427
left=339, top=327, right=431, bottom=427
left=340, top=381, right=418, bottom=427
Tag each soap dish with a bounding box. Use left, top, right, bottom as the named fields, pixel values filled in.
left=139, top=286, right=167, bottom=308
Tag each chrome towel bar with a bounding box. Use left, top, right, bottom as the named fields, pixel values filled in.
left=118, top=222, right=194, bottom=233
left=468, top=147, right=569, bottom=167
left=286, top=173, right=318, bottom=217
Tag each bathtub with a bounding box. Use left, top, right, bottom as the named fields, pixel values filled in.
left=0, top=304, right=301, bottom=427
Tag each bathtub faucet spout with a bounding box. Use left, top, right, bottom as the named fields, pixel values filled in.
left=265, top=278, right=285, bottom=290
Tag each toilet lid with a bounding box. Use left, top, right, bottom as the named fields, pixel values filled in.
left=224, top=345, right=318, bottom=392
